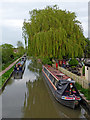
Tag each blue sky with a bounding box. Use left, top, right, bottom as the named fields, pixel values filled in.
left=0, top=0, right=89, bottom=47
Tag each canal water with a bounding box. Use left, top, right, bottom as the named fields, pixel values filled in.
left=1, top=59, right=90, bottom=118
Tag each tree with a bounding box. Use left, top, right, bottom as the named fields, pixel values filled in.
left=22, top=5, right=86, bottom=59
left=17, top=41, right=24, bottom=48
left=1, top=44, right=14, bottom=64
left=0, top=46, right=2, bottom=71
left=17, top=41, right=25, bottom=56
left=84, top=38, right=90, bottom=58
left=69, top=58, right=79, bottom=66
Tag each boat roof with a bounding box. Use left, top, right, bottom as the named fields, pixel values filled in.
left=16, top=61, right=24, bottom=65
left=43, top=65, right=76, bottom=94
left=44, top=65, right=70, bottom=80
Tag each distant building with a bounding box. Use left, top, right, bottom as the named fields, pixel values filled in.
left=14, top=48, right=18, bottom=53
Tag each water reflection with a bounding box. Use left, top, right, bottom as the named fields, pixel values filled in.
left=22, top=60, right=59, bottom=118
left=22, top=59, right=89, bottom=118
left=1, top=59, right=90, bottom=119
left=42, top=77, right=88, bottom=119
left=22, top=77, right=59, bottom=118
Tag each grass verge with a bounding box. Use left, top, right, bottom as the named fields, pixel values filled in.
left=75, top=82, right=90, bottom=100
left=0, top=66, right=14, bottom=89
left=0, top=57, right=21, bottom=89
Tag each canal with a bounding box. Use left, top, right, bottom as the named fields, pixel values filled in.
left=1, top=59, right=90, bottom=118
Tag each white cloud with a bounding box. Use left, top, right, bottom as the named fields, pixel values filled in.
left=77, top=16, right=88, bottom=37
left=0, top=0, right=88, bottom=47
left=0, top=29, right=2, bottom=45
left=77, top=16, right=88, bottom=22
left=1, top=19, right=23, bottom=28
left=0, top=0, right=89, bottom=3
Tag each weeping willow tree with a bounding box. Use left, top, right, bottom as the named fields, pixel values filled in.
left=22, top=5, right=86, bottom=59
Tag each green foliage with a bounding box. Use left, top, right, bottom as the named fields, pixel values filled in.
left=0, top=65, right=14, bottom=89
left=84, top=38, right=90, bottom=58
left=75, top=82, right=90, bottom=100
left=0, top=46, right=2, bottom=72
left=69, top=58, right=79, bottom=66
left=17, top=41, right=25, bottom=56
left=17, top=41, right=24, bottom=48
left=82, top=66, right=85, bottom=75
left=75, top=82, right=82, bottom=90
left=1, top=44, right=14, bottom=64
left=22, top=5, right=86, bottom=59
left=71, top=66, right=76, bottom=68
left=28, top=57, right=42, bottom=73
left=1, top=57, right=19, bottom=72
left=0, top=43, right=23, bottom=72
left=17, top=47, right=25, bottom=56
left=42, top=57, right=53, bottom=65
left=0, top=58, right=21, bottom=89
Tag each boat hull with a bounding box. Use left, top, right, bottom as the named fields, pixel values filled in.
left=42, top=70, right=80, bottom=109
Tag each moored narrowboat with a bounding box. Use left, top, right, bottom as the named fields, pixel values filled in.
left=14, top=61, right=25, bottom=79
left=21, top=57, right=26, bottom=62
left=42, top=65, right=82, bottom=109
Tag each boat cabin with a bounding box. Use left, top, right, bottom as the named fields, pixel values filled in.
left=14, top=61, right=24, bottom=71
left=43, top=65, right=80, bottom=99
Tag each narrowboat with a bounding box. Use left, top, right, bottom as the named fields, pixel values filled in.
left=21, top=57, right=26, bottom=62
left=13, top=61, right=25, bottom=79
left=42, top=65, right=82, bottom=109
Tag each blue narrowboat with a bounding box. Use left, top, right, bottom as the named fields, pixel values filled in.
left=14, top=61, right=25, bottom=79
left=21, top=57, right=26, bottom=62
left=42, top=65, right=82, bottom=109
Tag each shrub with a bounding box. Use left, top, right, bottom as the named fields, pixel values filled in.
left=71, top=66, right=76, bottom=68
left=75, top=82, right=82, bottom=90
left=42, top=57, right=53, bottom=65
left=75, top=82, right=90, bottom=100
left=69, top=58, right=79, bottom=66
left=82, top=66, right=85, bottom=75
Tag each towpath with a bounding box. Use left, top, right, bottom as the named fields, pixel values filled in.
left=0, top=57, right=21, bottom=76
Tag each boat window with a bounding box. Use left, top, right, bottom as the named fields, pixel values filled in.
left=55, top=80, right=57, bottom=87
left=49, top=74, right=54, bottom=81
left=53, top=80, right=55, bottom=84
left=44, top=68, right=47, bottom=73
left=44, top=68, right=48, bottom=75
left=56, top=75, right=63, bottom=78
left=61, top=82, right=67, bottom=85
left=52, top=78, right=54, bottom=83
left=47, top=72, right=50, bottom=77
left=56, top=81, right=62, bottom=90
left=57, top=85, right=62, bottom=90
left=53, top=78, right=57, bottom=86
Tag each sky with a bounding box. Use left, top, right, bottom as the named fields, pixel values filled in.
left=0, top=0, right=89, bottom=47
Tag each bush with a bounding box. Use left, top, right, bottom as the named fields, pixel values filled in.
left=69, top=58, right=79, bottom=66
left=82, top=66, right=85, bottom=75
left=75, top=82, right=90, bottom=100
left=71, top=66, right=76, bottom=68
left=75, top=82, right=82, bottom=90
left=42, top=57, right=53, bottom=66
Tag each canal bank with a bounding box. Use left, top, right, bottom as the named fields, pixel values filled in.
left=0, top=71, right=13, bottom=93
left=0, top=57, right=22, bottom=92
left=0, top=58, right=90, bottom=119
